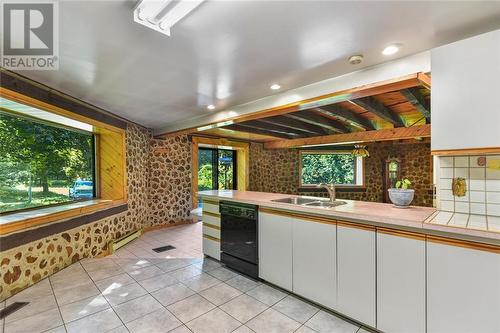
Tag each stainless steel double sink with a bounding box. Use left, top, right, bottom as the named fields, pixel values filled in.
left=271, top=197, right=346, bottom=208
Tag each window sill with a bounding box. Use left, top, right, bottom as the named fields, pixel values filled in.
left=298, top=186, right=367, bottom=193
left=0, top=199, right=126, bottom=235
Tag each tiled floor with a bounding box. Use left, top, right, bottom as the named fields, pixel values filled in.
left=2, top=222, right=372, bottom=333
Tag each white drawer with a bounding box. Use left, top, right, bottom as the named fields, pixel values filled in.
left=203, top=236, right=220, bottom=260
left=202, top=200, right=219, bottom=214
left=202, top=214, right=220, bottom=227
left=203, top=224, right=220, bottom=239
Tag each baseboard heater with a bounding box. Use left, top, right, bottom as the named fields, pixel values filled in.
left=107, top=229, right=143, bottom=254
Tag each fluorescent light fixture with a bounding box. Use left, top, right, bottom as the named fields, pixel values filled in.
left=196, top=120, right=233, bottom=132
left=133, top=0, right=205, bottom=36
left=382, top=44, right=400, bottom=56
left=270, top=84, right=281, bottom=90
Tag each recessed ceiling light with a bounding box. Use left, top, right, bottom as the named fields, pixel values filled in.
left=207, top=104, right=215, bottom=110
left=382, top=44, right=400, bottom=56
left=270, top=84, right=281, bottom=90
left=348, top=55, right=363, bottom=65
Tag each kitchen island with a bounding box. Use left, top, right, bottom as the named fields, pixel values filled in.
left=199, top=190, right=500, bottom=333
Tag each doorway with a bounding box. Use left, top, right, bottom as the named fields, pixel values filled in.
left=197, top=148, right=237, bottom=207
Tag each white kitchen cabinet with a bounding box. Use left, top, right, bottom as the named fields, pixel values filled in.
left=427, top=240, right=500, bottom=333
left=377, top=231, right=426, bottom=333
left=431, top=29, right=500, bottom=152
left=337, top=223, right=376, bottom=327
left=292, top=217, right=336, bottom=309
left=202, top=199, right=221, bottom=260
left=258, top=211, right=293, bottom=290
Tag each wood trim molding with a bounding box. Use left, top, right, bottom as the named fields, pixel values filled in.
left=202, top=199, right=220, bottom=206
left=203, top=234, right=220, bottom=242
left=0, top=199, right=125, bottom=235
left=431, top=147, right=500, bottom=156
left=427, top=235, right=500, bottom=254
left=259, top=207, right=337, bottom=225
left=143, top=220, right=196, bottom=232
left=203, top=222, right=221, bottom=230
left=264, top=124, right=431, bottom=149
left=156, top=72, right=430, bottom=138
left=377, top=227, right=426, bottom=241
left=203, top=211, right=220, bottom=218
left=0, top=203, right=128, bottom=251
left=337, top=220, right=376, bottom=231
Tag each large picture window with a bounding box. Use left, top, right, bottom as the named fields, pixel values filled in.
left=0, top=111, right=95, bottom=213
left=300, top=151, right=364, bottom=187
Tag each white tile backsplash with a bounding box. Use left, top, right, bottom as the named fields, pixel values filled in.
left=436, top=155, right=500, bottom=217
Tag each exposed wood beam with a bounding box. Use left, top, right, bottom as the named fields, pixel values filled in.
left=285, top=111, right=350, bottom=134
left=264, top=124, right=431, bottom=149
left=225, top=124, right=297, bottom=139
left=400, top=88, right=431, bottom=120
left=350, top=97, right=405, bottom=127
left=314, top=105, right=375, bottom=130
left=257, top=115, right=328, bottom=135
left=156, top=72, right=430, bottom=138
left=246, top=120, right=309, bottom=137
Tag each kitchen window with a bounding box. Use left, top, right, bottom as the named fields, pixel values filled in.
left=300, top=151, right=364, bottom=187
left=0, top=106, right=96, bottom=214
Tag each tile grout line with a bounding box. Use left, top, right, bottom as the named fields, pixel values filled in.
left=47, top=264, right=70, bottom=333
left=80, top=260, right=129, bottom=332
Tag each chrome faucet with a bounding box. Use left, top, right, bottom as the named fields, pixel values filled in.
left=317, top=183, right=336, bottom=203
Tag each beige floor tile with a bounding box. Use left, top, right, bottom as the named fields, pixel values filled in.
left=246, top=308, right=301, bottom=333
left=113, top=294, right=163, bottom=323
left=272, top=295, right=319, bottom=324
left=186, top=308, right=241, bottom=333
left=59, top=294, right=110, bottom=323
left=65, top=308, right=122, bottom=333
left=150, top=283, right=195, bottom=306
left=246, top=284, right=287, bottom=306
left=125, top=308, right=182, bottom=333
left=182, top=273, right=221, bottom=292
left=94, top=273, right=136, bottom=292
left=128, top=265, right=164, bottom=281
left=305, top=310, right=359, bottom=333
left=5, top=293, right=58, bottom=323
left=169, top=265, right=203, bottom=281
left=167, top=294, right=216, bottom=323
left=4, top=307, right=63, bottom=333
left=225, top=275, right=260, bottom=292
left=207, top=267, right=239, bottom=281
left=199, top=282, right=242, bottom=306
left=101, top=282, right=147, bottom=306
left=54, top=281, right=100, bottom=306
left=138, top=272, right=179, bottom=292
left=219, top=294, right=268, bottom=323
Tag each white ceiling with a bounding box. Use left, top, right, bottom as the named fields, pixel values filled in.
left=16, top=1, right=500, bottom=131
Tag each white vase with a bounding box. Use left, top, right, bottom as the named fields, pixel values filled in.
left=388, top=188, right=415, bottom=208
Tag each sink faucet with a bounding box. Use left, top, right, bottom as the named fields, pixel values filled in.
left=317, top=183, right=336, bottom=203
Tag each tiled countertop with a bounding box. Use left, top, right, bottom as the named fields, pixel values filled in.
left=199, top=190, right=500, bottom=246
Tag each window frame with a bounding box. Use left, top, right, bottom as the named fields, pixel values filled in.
left=299, top=150, right=365, bottom=188
left=0, top=87, right=127, bottom=235
left=0, top=110, right=99, bottom=215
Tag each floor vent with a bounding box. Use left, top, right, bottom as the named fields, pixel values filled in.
left=0, top=302, right=29, bottom=320
left=152, top=245, right=176, bottom=253
left=107, top=229, right=143, bottom=255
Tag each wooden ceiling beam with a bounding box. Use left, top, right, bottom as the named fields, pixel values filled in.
left=264, top=124, right=431, bottom=149
left=225, top=123, right=297, bottom=139
left=155, top=72, right=431, bottom=138
left=244, top=120, right=308, bottom=137
left=285, top=111, right=350, bottom=134
left=400, top=88, right=431, bottom=120
left=257, top=115, right=328, bottom=135
left=350, top=96, right=405, bottom=127
left=314, top=105, right=375, bottom=130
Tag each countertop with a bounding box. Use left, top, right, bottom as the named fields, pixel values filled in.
left=199, top=190, right=500, bottom=246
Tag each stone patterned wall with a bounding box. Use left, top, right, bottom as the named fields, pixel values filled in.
left=249, top=142, right=433, bottom=207
left=148, top=135, right=192, bottom=227
left=1, top=128, right=195, bottom=301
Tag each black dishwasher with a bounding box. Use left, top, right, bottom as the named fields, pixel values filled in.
left=220, top=201, right=258, bottom=279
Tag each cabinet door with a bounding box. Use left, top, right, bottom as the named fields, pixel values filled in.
left=337, top=223, right=376, bottom=327
left=427, top=240, right=500, bottom=333
left=377, top=231, right=426, bottom=333
left=258, top=211, right=293, bottom=290
left=292, top=217, right=336, bottom=309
